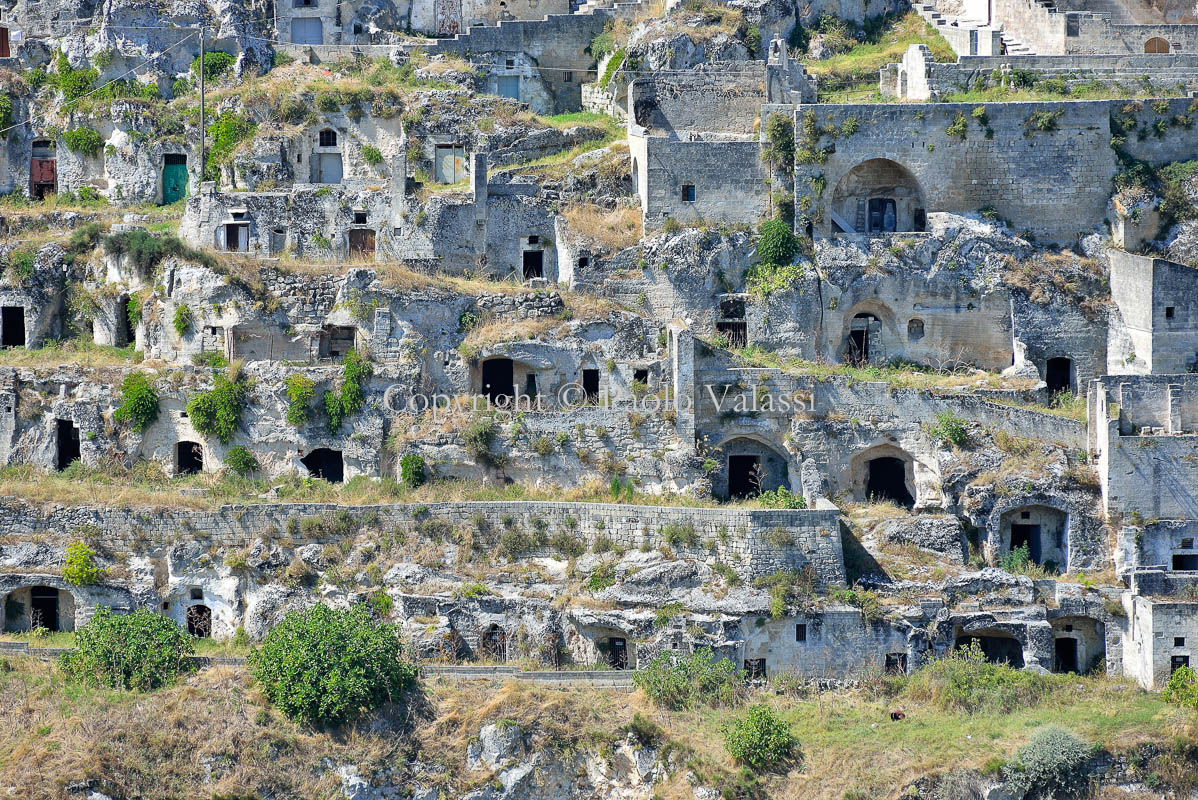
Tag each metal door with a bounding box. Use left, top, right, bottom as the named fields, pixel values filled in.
left=496, top=75, right=519, bottom=100
left=316, top=152, right=342, bottom=184
left=162, top=157, right=187, bottom=204
left=434, top=0, right=462, bottom=36
left=291, top=18, right=323, bottom=45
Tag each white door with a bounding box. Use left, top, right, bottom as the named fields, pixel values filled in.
left=316, top=153, right=343, bottom=184
left=291, top=18, right=323, bottom=45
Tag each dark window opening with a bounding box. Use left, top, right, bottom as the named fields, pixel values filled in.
left=866, top=457, right=914, bottom=508
left=527, top=234, right=539, bottom=245
left=955, top=635, right=1023, bottom=667
left=577, top=256, right=589, bottom=268
left=1054, top=638, right=1078, bottom=673
left=681, top=185, right=696, bottom=202
left=1183, top=538, right=1194, bottom=549
left=353, top=23, right=363, bottom=34
left=885, top=653, right=908, bottom=675
left=582, top=369, right=600, bottom=403
left=522, top=250, right=543, bottom=280
left=1166, top=306, right=1176, bottom=319
left=728, top=454, right=762, bottom=500
left=301, top=448, right=344, bottom=483
left=177, top=441, right=202, bottom=475
left=1045, top=357, right=1072, bottom=394
left=1176, top=637, right=1186, bottom=647
left=482, top=358, right=515, bottom=406
left=524, top=372, right=538, bottom=397
left=907, top=318, right=924, bottom=341
left=505, top=58, right=514, bottom=68
left=913, top=208, right=927, bottom=232
left=318, top=129, right=337, bottom=147
left=1172, top=655, right=1190, bottom=673
left=190, top=588, right=203, bottom=600
left=55, top=419, right=80, bottom=471
left=119, top=295, right=136, bottom=346
left=564, top=71, right=573, bottom=82
left=1010, top=524, right=1042, bottom=565
left=744, top=658, right=766, bottom=679
left=0, top=306, right=23, bottom=348
left=1021, top=511, right=1031, bottom=519
left=604, top=637, right=628, bottom=670
left=1172, top=553, right=1198, bottom=570
left=353, top=210, right=367, bottom=224
left=633, top=368, right=649, bottom=383
left=795, top=623, right=807, bottom=642
left=30, top=586, right=59, bottom=632
left=720, top=299, right=745, bottom=319
left=321, top=325, right=357, bottom=359
left=186, top=604, right=212, bottom=638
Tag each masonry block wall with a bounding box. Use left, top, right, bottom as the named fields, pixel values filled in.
left=0, top=500, right=847, bottom=586
left=633, top=134, right=767, bottom=230
left=1109, top=251, right=1198, bottom=374
left=630, top=70, right=768, bottom=137
left=1124, top=596, right=1198, bottom=689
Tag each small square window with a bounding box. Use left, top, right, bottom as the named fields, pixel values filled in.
left=681, top=184, right=696, bottom=202
left=634, top=368, right=649, bottom=383
left=1166, top=306, right=1176, bottom=319
left=1021, top=511, right=1031, bottom=519
left=1183, top=538, right=1194, bottom=549
left=1177, top=637, right=1187, bottom=647
left=577, top=256, right=589, bottom=268
left=190, top=588, right=203, bottom=600
left=505, top=58, right=514, bottom=69
left=527, top=234, right=539, bottom=245
left=564, top=71, right=573, bottom=83
left=319, top=129, right=337, bottom=147
left=353, top=211, right=367, bottom=224
left=796, top=623, right=807, bottom=642
left=1065, top=624, right=1073, bottom=632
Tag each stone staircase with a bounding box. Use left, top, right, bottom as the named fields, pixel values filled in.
left=912, top=2, right=1006, bottom=56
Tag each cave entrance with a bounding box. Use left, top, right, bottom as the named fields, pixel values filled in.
left=728, top=454, right=762, bottom=500
left=604, top=637, right=628, bottom=670
left=522, top=250, right=543, bottom=280
left=1010, top=523, right=1042, bottom=564
left=186, top=604, right=212, bottom=638
left=481, top=358, right=514, bottom=406
left=30, top=586, right=59, bottom=632
left=55, top=419, right=80, bottom=471
left=117, top=295, right=135, bottom=346
left=582, top=368, right=600, bottom=404
left=177, top=441, right=203, bottom=476
left=1, top=306, right=24, bottom=347
left=480, top=624, right=506, bottom=660
left=302, top=448, right=344, bottom=483
left=955, top=634, right=1023, bottom=667
left=1054, top=637, right=1078, bottom=674
left=1045, top=357, right=1073, bottom=394
left=847, top=314, right=878, bottom=365
left=866, top=457, right=914, bottom=508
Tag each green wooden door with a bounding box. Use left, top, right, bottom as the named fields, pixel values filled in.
left=162, top=160, right=188, bottom=204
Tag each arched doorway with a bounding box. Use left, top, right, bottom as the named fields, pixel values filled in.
left=186, top=604, right=212, bottom=637
left=847, top=313, right=879, bottom=365
left=830, top=158, right=926, bottom=234
left=1145, top=37, right=1170, bottom=53
left=177, top=441, right=203, bottom=475
left=1045, top=357, right=1073, bottom=393
left=850, top=444, right=919, bottom=509
left=713, top=436, right=791, bottom=501
left=301, top=448, right=344, bottom=483
left=480, top=624, right=506, bottom=660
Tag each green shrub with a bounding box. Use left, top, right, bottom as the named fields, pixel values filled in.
left=54, top=52, right=98, bottom=101
left=462, top=412, right=499, bottom=463
left=598, top=48, right=627, bottom=89
left=284, top=373, right=316, bottom=427
left=191, top=51, right=236, bottom=81
left=63, top=541, right=102, bottom=586
left=324, top=349, right=372, bottom=434
left=1164, top=665, right=1198, bottom=709
left=757, top=487, right=805, bottom=509
left=531, top=435, right=554, bottom=456
left=757, top=217, right=800, bottom=267
left=1004, top=726, right=1092, bottom=799
left=722, top=704, right=797, bottom=772
left=361, top=144, right=383, bottom=165
left=0, top=94, right=12, bottom=138
left=114, top=372, right=159, bottom=432
left=634, top=647, right=744, bottom=710
left=946, top=111, right=968, bottom=140
left=661, top=522, right=698, bottom=548
left=205, top=111, right=257, bottom=182
left=399, top=453, right=427, bottom=488
left=586, top=562, right=616, bottom=592
left=224, top=445, right=258, bottom=476
left=7, top=247, right=35, bottom=283
left=63, top=127, right=103, bottom=157
left=762, top=113, right=795, bottom=173
left=172, top=304, right=193, bottom=337
left=103, top=230, right=216, bottom=275
left=60, top=607, right=193, bottom=691
left=249, top=604, right=416, bottom=726
left=926, top=410, right=969, bottom=446
left=904, top=641, right=1056, bottom=714
left=186, top=368, right=249, bottom=444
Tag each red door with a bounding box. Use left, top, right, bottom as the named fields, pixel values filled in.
left=0, top=29, right=10, bottom=59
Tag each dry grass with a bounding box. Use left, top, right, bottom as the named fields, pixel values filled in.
left=562, top=203, right=642, bottom=253
left=0, top=341, right=143, bottom=369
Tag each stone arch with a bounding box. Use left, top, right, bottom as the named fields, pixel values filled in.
left=837, top=300, right=897, bottom=365
left=830, top=158, right=926, bottom=234
left=186, top=603, right=212, bottom=637
left=849, top=444, right=919, bottom=508
left=989, top=500, right=1070, bottom=572
left=2, top=582, right=79, bottom=632
left=710, top=433, right=795, bottom=501
left=953, top=625, right=1024, bottom=667
left=1145, top=37, right=1170, bottom=53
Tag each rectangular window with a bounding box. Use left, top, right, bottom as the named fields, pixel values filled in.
left=353, top=211, right=367, bottom=224
left=1176, top=637, right=1187, bottom=647
left=1183, top=538, right=1194, bottom=549
left=1166, top=306, right=1176, bottom=319
left=319, top=129, right=337, bottom=147
left=564, top=71, right=573, bottom=83
left=681, top=185, right=696, bottom=202
left=795, top=624, right=807, bottom=642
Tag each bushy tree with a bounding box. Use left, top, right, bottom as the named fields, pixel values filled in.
left=757, top=217, right=799, bottom=267
left=722, top=704, right=797, bottom=771
left=224, top=445, right=259, bottom=477
left=113, top=372, right=159, bottom=432
left=1164, top=665, right=1198, bottom=709
left=399, top=454, right=426, bottom=488
left=1004, top=726, right=1092, bottom=799
left=60, top=607, right=194, bottom=691
left=633, top=647, right=744, bottom=710
left=249, top=604, right=417, bottom=726
left=187, top=367, right=249, bottom=444
left=63, top=541, right=102, bottom=586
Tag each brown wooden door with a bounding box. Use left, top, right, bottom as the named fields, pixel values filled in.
left=348, top=229, right=375, bottom=258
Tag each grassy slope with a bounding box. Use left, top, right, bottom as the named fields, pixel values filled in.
left=0, top=657, right=1194, bottom=800
left=805, top=13, right=956, bottom=87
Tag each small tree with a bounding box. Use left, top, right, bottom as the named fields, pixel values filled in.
left=63, top=541, right=102, bottom=586
left=249, top=604, right=417, bottom=726
left=224, top=445, right=259, bottom=477
left=634, top=647, right=744, bottom=710
left=113, top=372, right=160, bottom=432
left=722, top=704, right=797, bottom=771
left=60, top=607, right=194, bottom=691
left=1164, top=665, right=1198, bottom=709
left=399, top=454, right=426, bottom=488
left=757, top=217, right=799, bottom=267
left=284, top=373, right=316, bottom=427
left=172, top=304, right=193, bottom=337
left=187, top=367, right=249, bottom=444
